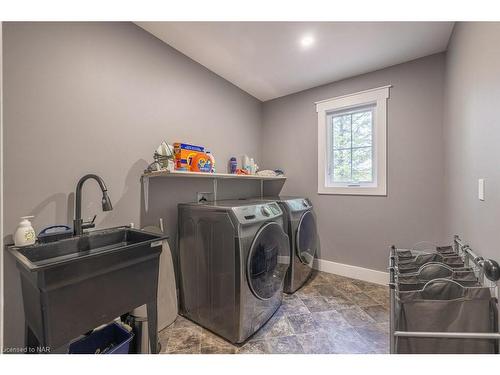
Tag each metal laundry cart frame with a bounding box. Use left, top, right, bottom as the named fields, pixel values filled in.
left=389, top=235, right=500, bottom=354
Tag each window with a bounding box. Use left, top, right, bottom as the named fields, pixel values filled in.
left=328, top=105, right=374, bottom=186
left=316, top=86, right=390, bottom=195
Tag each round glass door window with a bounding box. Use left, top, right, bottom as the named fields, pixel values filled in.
left=247, top=222, right=290, bottom=300
left=296, top=211, right=317, bottom=265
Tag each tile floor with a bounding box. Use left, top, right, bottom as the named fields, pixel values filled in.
left=159, top=271, right=390, bottom=354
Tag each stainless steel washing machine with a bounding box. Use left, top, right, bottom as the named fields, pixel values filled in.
left=177, top=200, right=290, bottom=343
left=251, top=197, right=318, bottom=293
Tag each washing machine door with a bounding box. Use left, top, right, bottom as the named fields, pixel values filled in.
left=247, top=222, right=290, bottom=300
left=296, top=210, right=317, bottom=265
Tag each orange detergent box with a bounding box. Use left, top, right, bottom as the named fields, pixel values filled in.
left=173, top=142, right=206, bottom=171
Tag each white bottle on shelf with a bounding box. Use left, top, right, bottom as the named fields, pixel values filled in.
left=242, top=155, right=250, bottom=173
left=250, top=158, right=256, bottom=174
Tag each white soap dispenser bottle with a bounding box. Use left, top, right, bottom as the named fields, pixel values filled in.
left=14, top=216, right=36, bottom=247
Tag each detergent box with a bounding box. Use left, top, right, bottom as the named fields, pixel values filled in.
left=173, top=142, right=205, bottom=171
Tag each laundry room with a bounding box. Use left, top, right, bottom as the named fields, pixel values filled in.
left=1, top=1, right=500, bottom=371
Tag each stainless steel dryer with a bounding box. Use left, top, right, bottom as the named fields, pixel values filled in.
left=252, top=197, right=318, bottom=293
left=177, top=200, right=290, bottom=343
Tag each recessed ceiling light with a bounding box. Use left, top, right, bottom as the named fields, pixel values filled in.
left=300, top=35, right=315, bottom=48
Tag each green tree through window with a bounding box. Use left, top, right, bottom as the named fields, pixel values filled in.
left=330, top=107, right=374, bottom=184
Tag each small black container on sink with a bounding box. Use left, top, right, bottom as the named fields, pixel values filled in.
left=37, top=225, right=73, bottom=244
left=7, top=226, right=167, bottom=353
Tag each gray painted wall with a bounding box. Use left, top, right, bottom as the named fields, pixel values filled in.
left=2, top=22, right=262, bottom=349
left=443, top=23, right=500, bottom=261
left=261, top=53, right=447, bottom=272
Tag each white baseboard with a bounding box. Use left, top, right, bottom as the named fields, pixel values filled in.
left=313, top=258, right=389, bottom=286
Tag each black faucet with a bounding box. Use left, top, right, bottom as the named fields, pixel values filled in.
left=73, top=174, right=113, bottom=236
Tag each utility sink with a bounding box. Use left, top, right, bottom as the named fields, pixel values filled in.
left=11, top=227, right=165, bottom=270
left=8, top=227, right=167, bottom=353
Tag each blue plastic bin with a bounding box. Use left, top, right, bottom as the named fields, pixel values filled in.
left=68, top=322, right=134, bottom=354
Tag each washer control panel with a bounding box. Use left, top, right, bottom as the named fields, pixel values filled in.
left=232, top=203, right=282, bottom=223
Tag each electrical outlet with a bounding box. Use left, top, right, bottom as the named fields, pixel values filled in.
left=197, top=192, right=214, bottom=203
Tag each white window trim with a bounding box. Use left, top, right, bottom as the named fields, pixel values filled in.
left=316, top=85, right=391, bottom=196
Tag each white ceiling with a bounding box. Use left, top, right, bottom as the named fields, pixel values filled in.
left=136, top=22, right=454, bottom=101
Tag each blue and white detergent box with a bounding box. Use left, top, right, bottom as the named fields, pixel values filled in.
left=173, top=142, right=206, bottom=171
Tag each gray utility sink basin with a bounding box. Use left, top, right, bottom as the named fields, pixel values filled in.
left=8, top=227, right=167, bottom=353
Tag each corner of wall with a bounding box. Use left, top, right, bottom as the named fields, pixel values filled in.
left=1, top=20, right=5, bottom=352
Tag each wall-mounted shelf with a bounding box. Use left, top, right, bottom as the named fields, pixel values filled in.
left=141, top=170, right=286, bottom=211
left=142, top=170, right=286, bottom=181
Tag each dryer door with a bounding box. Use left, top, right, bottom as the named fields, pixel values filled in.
left=296, top=210, right=317, bottom=265
left=247, top=222, right=290, bottom=300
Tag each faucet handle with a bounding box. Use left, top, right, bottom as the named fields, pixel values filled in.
left=82, top=215, right=97, bottom=230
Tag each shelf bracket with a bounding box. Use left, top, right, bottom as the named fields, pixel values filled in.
left=213, top=178, right=218, bottom=201
left=142, top=176, right=150, bottom=213
left=260, top=179, right=264, bottom=199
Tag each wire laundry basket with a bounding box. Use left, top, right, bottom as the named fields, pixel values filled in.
left=389, top=236, right=500, bottom=354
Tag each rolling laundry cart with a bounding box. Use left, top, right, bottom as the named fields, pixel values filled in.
left=389, top=236, right=500, bottom=354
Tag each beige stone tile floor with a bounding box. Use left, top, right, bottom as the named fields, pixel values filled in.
left=159, top=271, right=390, bottom=354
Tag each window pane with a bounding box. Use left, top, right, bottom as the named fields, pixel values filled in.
left=332, top=114, right=351, bottom=149
left=332, top=149, right=351, bottom=182
left=328, top=107, right=375, bottom=185
left=351, top=147, right=373, bottom=182
left=352, top=111, right=372, bottom=147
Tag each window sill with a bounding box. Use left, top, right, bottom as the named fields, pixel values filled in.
left=318, top=186, right=387, bottom=196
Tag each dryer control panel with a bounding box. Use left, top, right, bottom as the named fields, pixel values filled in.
left=285, top=198, right=312, bottom=212
left=232, top=203, right=282, bottom=223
